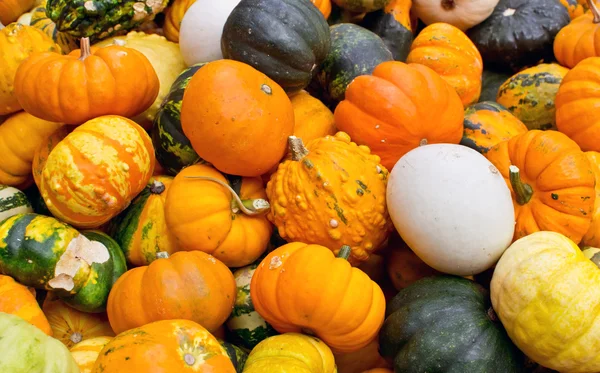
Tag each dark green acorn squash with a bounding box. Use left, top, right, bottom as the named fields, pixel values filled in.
left=309, top=23, right=393, bottom=108
left=221, top=0, right=331, bottom=94
left=360, top=0, right=413, bottom=61
left=380, top=276, right=525, bottom=373
left=46, top=0, right=169, bottom=41
left=467, top=0, right=570, bottom=72
left=152, top=63, right=206, bottom=176
left=219, top=340, right=249, bottom=373
left=479, top=70, right=512, bottom=103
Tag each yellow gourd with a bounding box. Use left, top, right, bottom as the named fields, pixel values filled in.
left=70, top=336, right=113, bottom=373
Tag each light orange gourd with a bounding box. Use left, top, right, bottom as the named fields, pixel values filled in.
left=334, top=61, right=464, bottom=170
left=291, top=90, right=336, bottom=143
left=107, top=251, right=236, bottom=335
left=407, top=22, right=483, bottom=106
left=0, top=0, right=35, bottom=25
left=165, top=164, right=272, bottom=268
left=38, top=115, right=155, bottom=229
left=0, top=23, right=60, bottom=115
left=251, top=243, right=386, bottom=353
left=335, top=338, right=391, bottom=373
left=0, top=111, right=63, bottom=187
left=163, top=0, right=196, bottom=42
left=0, top=274, right=51, bottom=335
left=386, top=235, right=440, bottom=290
left=266, top=132, right=393, bottom=265
left=43, top=294, right=114, bottom=348
left=70, top=337, right=113, bottom=373
left=14, top=37, right=159, bottom=125
left=92, top=319, right=236, bottom=373
left=485, top=130, right=595, bottom=243
left=582, top=151, right=600, bottom=247
left=554, top=0, right=600, bottom=68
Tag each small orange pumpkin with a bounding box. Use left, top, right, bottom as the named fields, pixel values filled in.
left=38, top=115, right=155, bottom=229
left=107, top=251, right=236, bottom=335
left=334, top=61, right=464, bottom=170
left=181, top=59, right=294, bottom=177
left=92, top=319, right=236, bottom=373
left=165, top=164, right=272, bottom=268
left=485, top=130, right=595, bottom=243
left=14, top=37, right=159, bottom=125
left=290, top=90, right=336, bottom=145
left=556, top=57, right=600, bottom=152
left=554, top=0, right=600, bottom=68
left=312, top=0, right=332, bottom=18
left=0, top=0, right=35, bottom=25
left=0, top=274, right=52, bottom=335
left=251, top=243, right=386, bottom=353
left=406, top=22, right=483, bottom=106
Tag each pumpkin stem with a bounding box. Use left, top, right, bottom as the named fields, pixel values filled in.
left=289, top=136, right=309, bottom=161
left=149, top=180, right=165, bottom=194
left=78, top=37, right=92, bottom=61
left=588, top=0, right=600, bottom=23
left=509, top=165, right=533, bottom=205
left=156, top=251, right=169, bottom=259
left=183, top=176, right=270, bottom=216
left=337, top=245, right=352, bottom=260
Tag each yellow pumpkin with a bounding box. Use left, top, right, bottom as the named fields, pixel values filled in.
left=243, top=333, right=337, bottom=373
left=163, top=0, right=196, bottom=42
left=94, top=32, right=186, bottom=130
left=70, top=336, right=113, bottom=373
left=290, top=90, right=337, bottom=143
left=491, top=231, right=600, bottom=372
left=0, top=23, right=60, bottom=115
left=266, top=132, right=393, bottom=265
left=0, top=0, right=34, bottom=26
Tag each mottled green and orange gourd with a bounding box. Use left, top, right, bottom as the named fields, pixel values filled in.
left=266, top=132, right=393, bottom=265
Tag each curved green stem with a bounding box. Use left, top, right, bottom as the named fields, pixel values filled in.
left=509, top=165, right=533, bottom=205
left=337, top=245, right=351, bottom=260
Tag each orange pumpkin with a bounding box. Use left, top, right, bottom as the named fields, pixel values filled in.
left=334, top=61, right=464, bottom=170
left=0, top=274, right=51, bottom=335
left=14, top=37, right=159, bottom=125
left=385, top=235, right=440, bottom=291
left=485, top=130, right=595, bottom=243
left=406, top=22, right=483, bottom=106
left=312, top=0, right=332, bottom=18
left=251, top=243, right=386, bottom=353
left=290, top=90, right=337, bottom=145
left=92, top=319, right=236, bottom=373
left=582, top=151, right=600, bottom=247
left=0, top=111, right=63, bottom=187
left=181, top=59, right=295, bottom=177
left=43, top=294, right=114, bottom=348
left=0, top=0, right=35, bottom=25
left=556, top=57, right=600, bottom=152
left=554, top=0, right=600, bottom=68
left=38, top=115, right=155, bottom=229
left=31, top=125, right=71, bottom=187
left=334, top=338, right=391, bottom=373
left=165, top=164, right=272, bottom=268
left=107, top=251, right=236, bottom=335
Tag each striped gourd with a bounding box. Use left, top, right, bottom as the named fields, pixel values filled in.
left=70, top=336, right=113, bottom=373
left=0, top=185, right=32, bottom=222
left=30, top=1, right=78, bottom=54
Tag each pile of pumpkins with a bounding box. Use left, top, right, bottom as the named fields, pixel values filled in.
left=1, top=0, right=600, bottom=371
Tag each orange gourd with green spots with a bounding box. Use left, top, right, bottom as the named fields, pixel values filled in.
left=266, top=132, right=393, bottom=265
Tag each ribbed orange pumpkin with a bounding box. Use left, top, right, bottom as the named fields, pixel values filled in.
left=406, top=22, right=483, bottom=106
left=581, top=151, right=600, bottom=247
left=556, top=57, right=600, bottom=152
left=14, top=37, right=159, bottom=125
left=334, top=61, right=464, bottom=170
left=107, top=251, right=236, bottom=335
left=554, top=0, right=600, bottom=68
left=0, top=274, right=52, bottom=335
left=38, top=115, right=155, bottom=229
left=0, top=0, right=35, bottom=25
left=251, top=243, right=386, bottom=353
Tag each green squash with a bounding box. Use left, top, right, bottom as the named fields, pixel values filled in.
left=479, top=70, right=512, bottom=103
left=0, top=185, right=32, bottom=223
left=380, top=276, right=524, bottom=373
left=152, top=63, right=206, bottom=175
left=222, top=0, right=331, bottom=94
left=0, top=214, right=126, bottom=313
left=46, top=0, right=169, bottom=42
left=0, top=312, right=79, bottom=373
left=219, top=339, right=249, bottom=373
left=309, top=23, right=393, bottom=107
left=30, top=2, right=78, bottom=54
left=226, top=263, right=278, bottom=349
left=360, top=1, right=413, bottom=61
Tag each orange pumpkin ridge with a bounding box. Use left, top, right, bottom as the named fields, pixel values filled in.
left=554, top=0, right=600, bottom=68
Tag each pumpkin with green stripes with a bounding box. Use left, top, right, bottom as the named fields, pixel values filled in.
left=152, top=63, right=206, bottom=175
left=226, top=263, right=278, bottom=350
left=219, top=340, right=248, bottom=373
left=0, top=185, right=32, bottom=223
left=0, top=214, right=126, bottom=313
left=109, top=176, right=178, bottom=267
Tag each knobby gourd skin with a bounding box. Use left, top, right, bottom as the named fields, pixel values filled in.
left=250, top=243, right=386, bottom=353
left=92, top=319, right=236, bottom=373
left=243, top=333, right=337, bottom=373
left=0, top=274, right=52, bottom=335
left=491, top=231, right=600, bottom=372
left=267, top=132, right=392, bottom=264
left=554, top=0, right=600, bottom=68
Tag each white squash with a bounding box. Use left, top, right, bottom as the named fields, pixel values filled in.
left=412, top=0, right=499, bottom=31
left=179, top=0, right=241, bottom=66
left=0, top=185, right=33, bottom=222
left=386, top=144, right=515, bottom=276
left=17, top=11, right=32, bottom=25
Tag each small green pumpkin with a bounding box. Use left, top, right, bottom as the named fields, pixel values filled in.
left=0, top=185, right=32, bottom=223
left=226, top=262, right=278, bottom=350
left=152, top=63, right=206, bottom=175
left=0, top=312, right=79, bottom=373
left=219, top=339, right=249, bottom=373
